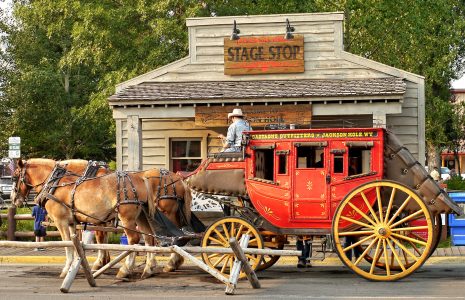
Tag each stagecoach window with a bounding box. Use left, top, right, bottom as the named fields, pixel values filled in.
left=334, top=155, right=344, bottom=173
left=278, top=154, right=287, bottom=175
left=348, top=146, right=371, bottom=176
left=254, top=149, right=274, bottom=181
left=170, top=139, right=202, bottom=172
left=296, top=146, right=324, bottom=168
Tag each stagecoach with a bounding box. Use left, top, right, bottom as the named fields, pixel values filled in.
left=186, top=127, right=462, bottom=281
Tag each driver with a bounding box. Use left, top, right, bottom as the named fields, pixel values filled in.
left=218, top=108, right=252, bottom=152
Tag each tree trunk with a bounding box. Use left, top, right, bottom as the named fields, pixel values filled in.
left=426, top=142, right=440, bottom=170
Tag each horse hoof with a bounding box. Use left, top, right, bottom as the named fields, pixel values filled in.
left=59, top=272, right=66, bottom=278
left=116, top=270, right=128, bottom=279
left=141, top=271, right=153, bottom=279
left=163, top=265, right=175, bottom=273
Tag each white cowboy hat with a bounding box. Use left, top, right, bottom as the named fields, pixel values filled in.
left=228, top=108, right=244, bottom=119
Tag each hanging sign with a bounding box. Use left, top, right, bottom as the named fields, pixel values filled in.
left=195, top=104, right=311, bottom=128
left=224, top=35, right=305, bottom=75
left=8, top=136, right=21, bottom=158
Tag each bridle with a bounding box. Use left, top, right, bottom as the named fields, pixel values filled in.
left=12, top=161, right=46, bottom=206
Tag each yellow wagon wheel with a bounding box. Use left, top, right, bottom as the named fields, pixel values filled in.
left=357, top=213, right=441, bottom=271
left=256, top=234, right=286, bottom=271
left=201, top=217, right=263, bottom=279
left=332, top=180, right=433, bottom=281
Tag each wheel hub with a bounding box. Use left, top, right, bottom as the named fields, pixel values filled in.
left=374, top=224, right=391, bottom=239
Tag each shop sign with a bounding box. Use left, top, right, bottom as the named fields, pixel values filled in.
left=224, top=35, right=304, bottom=75
left=195, top=104, right=311, bottom=128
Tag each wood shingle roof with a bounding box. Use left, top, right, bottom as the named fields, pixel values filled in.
left=109, top=77, right=405, bottom=105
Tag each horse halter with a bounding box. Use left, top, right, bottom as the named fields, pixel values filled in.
left=12, top=162, right=44, bottom=205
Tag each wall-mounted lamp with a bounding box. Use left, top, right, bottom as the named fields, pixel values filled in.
left=284, top=18, right=295, bottom=39
left=230, top=20, right=240, bottom=40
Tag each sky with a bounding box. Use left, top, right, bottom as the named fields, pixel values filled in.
left=0, top=0, right=464, bottom=89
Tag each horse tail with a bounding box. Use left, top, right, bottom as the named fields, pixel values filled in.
left=144, top=177, right=156, bottom=217
left=181, top=181, right=192, bottom=225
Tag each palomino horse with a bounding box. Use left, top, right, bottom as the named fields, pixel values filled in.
left=11, top=159, right=194, bottom=277
left=144, top=168, right=193, bottom=272
left=11, top=158, right=157, bottom=278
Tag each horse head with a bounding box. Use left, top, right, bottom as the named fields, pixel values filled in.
left=11, top=158, right=55, bottom=207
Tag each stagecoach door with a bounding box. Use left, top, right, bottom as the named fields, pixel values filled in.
left=291, top=142, right=329, bottom=220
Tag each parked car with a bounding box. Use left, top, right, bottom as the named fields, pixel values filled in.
left=0, top=176, right=12, bottom=199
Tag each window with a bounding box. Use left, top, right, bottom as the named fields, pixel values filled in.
left=254, top=149, right=274, bottom=181
left=348, top=146, right=371, bottom=176
left=277, top=153, right=288, bottom=175
left=170, top=139, right=202, bottom=172
left=334, top=155, right=344, bottom=173
left=296, top=146, right=324, bottom=168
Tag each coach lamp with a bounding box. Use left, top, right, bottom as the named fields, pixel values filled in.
left=230, top=20, right=240, bottom=40
left=284, top=18, right=295, bottom=39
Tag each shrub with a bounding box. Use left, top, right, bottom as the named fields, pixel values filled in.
left=445, top=175, right=465, bottom=190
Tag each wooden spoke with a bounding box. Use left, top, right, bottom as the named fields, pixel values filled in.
left=384, top=187, right=397, bottom=222
left=409, top=232, right=428, bottom=243
left=212, top=254, right=228, bottom=268
left=222, top=224, right=231, bottom=240
left=207, top=253, right=221, bottom=260
left=369, top=239, right=382, bottom=274
left=390, top=237, right=419, bottom=262
left=213, top=228, right=228, bottom=245
left=235, top=224, right=244, bottom=240
left=201, top=217, right=264, bottom=280
left=387, top=196, right=412, bottom=226
left=340, top=215, right=375, bottom=230
left=376, top=186, right=384, bottom=223
left=360, top=191, right=380, bottom=224
left=391, top=232, right=427, bottom=246
left=343, top=234, right=376, bottom=252
left=339, top=230, right=373, bottom=236
left=208, top=236, right=227, bottom=246
left=390, top=210, right=425, bottom=229
left=230, top=222, right=235, bottom=238
left=408, top=240, right=422, bottom=256
left=383, top=240, right=390, bottom=276
left=386, top=238, right=406, bottom=271
left=348, top=202, right=377, bottom=226
left=220, top=257, right=231, bottom=273
left=391, top=226, right=429, bottom=232
left=354, top=237, right=379, bottom=266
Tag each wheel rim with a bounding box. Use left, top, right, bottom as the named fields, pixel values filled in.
left=256, top=235, right=285, bottom=271
left=201, top=217, right=263, bottom=279
left=332, top=181, right=433, bottom=281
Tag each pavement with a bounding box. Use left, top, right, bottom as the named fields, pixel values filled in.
left=2, top=243, right=465, bottom=265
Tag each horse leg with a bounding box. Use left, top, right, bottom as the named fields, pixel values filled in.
left=54, top=220, right=74, bottom=278
left=136, top=215, right=158, bottom=279
left=92, top=230, right=111, bottom=271
left=163, top=253, right=185, bottom=273
left=116, top=211, right=140, bottom=279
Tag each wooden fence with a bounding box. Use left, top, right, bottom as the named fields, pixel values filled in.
left=0, top=206, right=61, bottom=240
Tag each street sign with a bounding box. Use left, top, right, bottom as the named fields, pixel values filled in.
left=8, top=136, right=21, bottom=158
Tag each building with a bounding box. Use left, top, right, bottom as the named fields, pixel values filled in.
left=441, top=88, right=465, bottom=172
left=108, top=12, right=425, bottom=172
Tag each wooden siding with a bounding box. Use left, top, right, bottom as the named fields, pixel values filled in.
left=386, top=80, right=420, bottom=159
left=140, top=119, right=223, bottom=170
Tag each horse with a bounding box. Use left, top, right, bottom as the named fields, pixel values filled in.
left=11, top=158, right=195, bottom=277
left=143, top=168, right=193, bottom=272
left=11, top=158, right=157, bottom=279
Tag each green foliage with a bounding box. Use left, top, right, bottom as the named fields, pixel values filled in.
left=0, top=207, right=34, bottom=241
left=445, top=175, right=465, bottom=191
left=0, top=0, right=464, bottom=161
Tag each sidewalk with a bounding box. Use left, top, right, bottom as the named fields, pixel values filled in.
left=1, top=244, right=465, bottom=265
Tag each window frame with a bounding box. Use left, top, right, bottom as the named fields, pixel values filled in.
left=168, top=137, right=204, bottom=172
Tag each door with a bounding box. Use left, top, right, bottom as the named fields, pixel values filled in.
left=292, top=142, right=329, bottom=220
